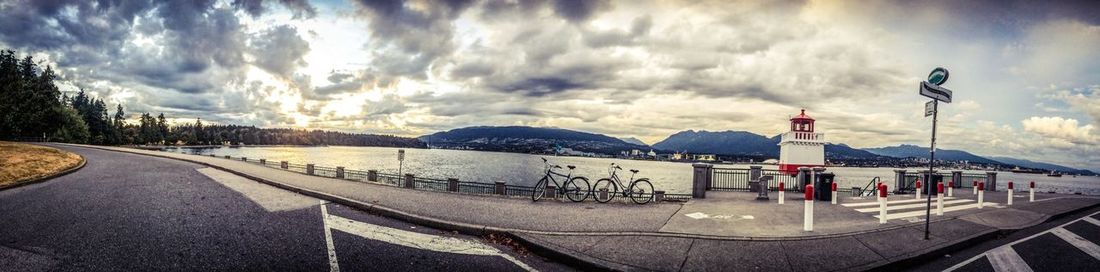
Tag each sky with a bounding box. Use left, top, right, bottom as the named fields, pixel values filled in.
left=1, top=0, right=1098, bottom=171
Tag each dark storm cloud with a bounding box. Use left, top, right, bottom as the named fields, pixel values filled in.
left=353, top=0, right=476, bottom=80
left=552, top=0, right=610, bottom=23
left=250, top=25, right=311, bottom=79
left=233, top=0, right=318, bottom=19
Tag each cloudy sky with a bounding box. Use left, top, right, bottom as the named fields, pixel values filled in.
left=1, top=0, right=1098, bottom=170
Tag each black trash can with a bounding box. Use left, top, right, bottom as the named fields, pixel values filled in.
left=815, top=173, right=835, bottom=201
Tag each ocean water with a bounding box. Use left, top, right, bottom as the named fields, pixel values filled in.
left=167, top=146, right=1100, bottom=195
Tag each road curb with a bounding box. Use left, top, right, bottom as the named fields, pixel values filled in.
left=0, top=146, right=86, bottom=191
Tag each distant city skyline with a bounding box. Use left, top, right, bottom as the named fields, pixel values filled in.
left=0, top=0, right=1097, bottom=170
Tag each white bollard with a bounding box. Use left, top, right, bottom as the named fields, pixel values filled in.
left=936, top=182, right=944, bottom=216
left=831, top=182, right=837, bottom=205
left=977, top=182, right=985, bottom=209
left=778, top=182, right=785, bottom=205
left=948, top=181, right=954, bottom=197
left=804, top=185, right=814, bottom=232
left=915, top=180, right=922, bottom=200
left=972, top=180, right=978, bottom=195
left=879, top=184, right=888, bottom=224
left=1007, top=182, right=1014, bottom=206
left=1029, top=181, right=1035, bottom=202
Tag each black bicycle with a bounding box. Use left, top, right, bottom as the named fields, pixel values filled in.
left=532, top=158, right=591, bottom=202
left=593, top=163, right=654, bottom=204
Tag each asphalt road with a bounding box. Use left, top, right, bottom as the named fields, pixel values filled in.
left=910, top=205, right=1100, bottom=272
left=0, top=144, right=567, bottom=271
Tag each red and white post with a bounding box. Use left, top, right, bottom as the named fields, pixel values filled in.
left=778, top=182, right=785, bottom=205
left=831, top=182, right=838, bottom=205
left=936, top=182, right=945, bottom=216
left=910, top=179, right=919, bottom=198
left=1030, top=181, right=1035, bottom=202
left=972, top=180, right=978, bottom=195
left=879, top=184, right=888, bottom=224
left=804, top=185, right=814, bottom=232
left=1007, top=181, right=1014, bottom=206
left=947, top=181, right=954, bottom=197
left=875, top=182, right=882, bottom=197
left=977, top=182, right=985, bottom=209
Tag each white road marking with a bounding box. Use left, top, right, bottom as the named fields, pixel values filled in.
left=946, top=211, right=1100, bottom=272
left=196, top=168, right=315, bottom=212
left=685, top=212, right=709, bottom=219
left=853, top=199, right=972, bottom=213
left=1083, top=217, right=1100, bottom=227
left=985, top=246, right=1034, bottom=272
left=320, top=201, right=340, bottom=272
left=1051, top=228, right=1100, bottom=260
left=873, top=202, right=1000, bottom=220
left=320, top=203, right=536, bottom=271
left=841, top=197, right=957, bottom=207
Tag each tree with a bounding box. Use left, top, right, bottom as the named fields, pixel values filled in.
left=113, top=104, right=126, bottom=144
left=53, top=105, right=90, bottom=143
left=156, top=113, right=168, bottom=144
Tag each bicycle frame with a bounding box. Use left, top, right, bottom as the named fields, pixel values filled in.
left=541, top=162, right=573, bottom=189
left=605, top=167, right=638, bottom=195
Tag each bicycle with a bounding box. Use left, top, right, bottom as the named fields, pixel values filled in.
left=532, top=158, right=591, bottom=202
left=592, top=163, right=655, bottom=204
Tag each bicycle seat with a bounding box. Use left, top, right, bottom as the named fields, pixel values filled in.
left=630, top=169, right=639, bottom=173
left=567, top=165, right=576, bottom=169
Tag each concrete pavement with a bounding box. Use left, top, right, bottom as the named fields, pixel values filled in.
left=0, top=145, right=564, bottom=271
left=61, top=144, right=1100, bottom=271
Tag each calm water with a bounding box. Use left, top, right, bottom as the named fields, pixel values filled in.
left=167, top=146, right=1100, bottom=195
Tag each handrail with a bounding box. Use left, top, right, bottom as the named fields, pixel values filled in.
left=860, top=177, right=881, bottom=197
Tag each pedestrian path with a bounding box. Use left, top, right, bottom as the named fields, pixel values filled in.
left=841, top=196, right=1001, bottom=221
left=946, top=211, right=1100, bottom=271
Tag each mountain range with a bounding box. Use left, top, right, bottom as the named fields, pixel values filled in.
left=419, top=126, right=648, bottom=154
left=418, top=126, right=1094, bottom=175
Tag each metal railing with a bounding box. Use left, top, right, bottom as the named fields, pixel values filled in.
left=710, top=168, right=750, bottom=191
left=169, top=151, right=682, bottom=203
left=761, top=169, right=800, bottom=191
left=709, top=167, right=802, bottom=192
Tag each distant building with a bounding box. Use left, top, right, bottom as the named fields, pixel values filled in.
left=778, top=109, right=825, bottom=174
left=631, top=149, right=642, bottom=156
left=693, top=154, right=716, bottom=161
left=647, top=150, right=657, bottom=157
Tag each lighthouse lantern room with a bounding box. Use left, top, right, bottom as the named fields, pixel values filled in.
left=778, top=109, right=825, bottom=174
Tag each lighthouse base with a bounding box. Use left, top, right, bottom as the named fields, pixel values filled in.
left=778, top=163, right=824, bottom=175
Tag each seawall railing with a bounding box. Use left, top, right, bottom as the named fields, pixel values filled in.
left=177, top=150, right=692, bottom=203
left=691, top=163, right=995, bottom=199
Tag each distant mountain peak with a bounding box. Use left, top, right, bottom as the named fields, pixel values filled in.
left=619, top=137, right=648, bottom=146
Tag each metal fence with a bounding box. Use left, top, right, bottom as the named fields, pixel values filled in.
left=171, top=151, right=683, bottom=203
left=961, top=174, right=986, bottom=187
left=710, top=167, right=801, bottom=192
left=710, top=168, right=750, bottom=191
left=761, top=169, right=800, bottom=191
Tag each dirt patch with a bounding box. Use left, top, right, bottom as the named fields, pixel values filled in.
left=0, top=142, right=82, bottom=187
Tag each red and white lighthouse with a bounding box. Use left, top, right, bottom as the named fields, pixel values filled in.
left=778, top=109, right=825, bottom=174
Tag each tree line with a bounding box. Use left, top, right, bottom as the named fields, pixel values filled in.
left=0, top=49, right=424, bottom=148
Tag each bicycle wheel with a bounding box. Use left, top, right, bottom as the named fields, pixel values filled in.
left=532, top=176, right=548, bottom=202
left=629, top=179, right=654, bottom=204
left=564, top=177, right=591, bottom=202
left=592, top=178, right=618, bottom=203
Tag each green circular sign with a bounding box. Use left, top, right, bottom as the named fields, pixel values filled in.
left=928, top=67, right=949, bottom=86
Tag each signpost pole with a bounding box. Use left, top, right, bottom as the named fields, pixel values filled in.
left=924, top=100, right=937, bottom=240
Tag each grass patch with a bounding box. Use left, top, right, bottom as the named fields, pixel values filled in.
left=0, top=141, right=82, bottom=187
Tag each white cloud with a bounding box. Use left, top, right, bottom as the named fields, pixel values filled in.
left=1021, top=116, right=1097, bottom=144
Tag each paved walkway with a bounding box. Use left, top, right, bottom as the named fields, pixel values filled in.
left=74, top=145, right=1100, bottom=271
